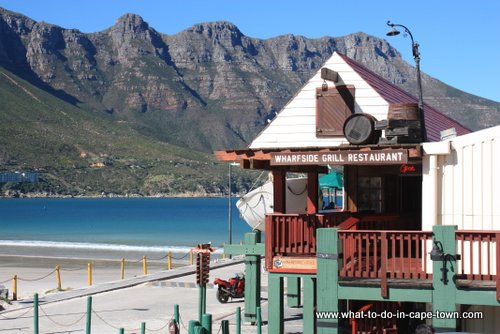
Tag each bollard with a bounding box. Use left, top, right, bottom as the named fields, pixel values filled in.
left=88, top=263, right=93, bottom=286
left=189, top=250, right=194, bottom=266
left=55, top=265, right=61, bottom=290
left=202, top=313, right=212, bottom=334
left=12, top=275, right=17, bottom=301
left=141, top=322, right=146, bottom=334
left=188, top=320, right=200, bottom=334
left=222, top=243, right=226, bottom=260
left=236, top=307, right=241, bottom=334
left=168, top=251, right=172, bottom=270
left=34, top=293, right=39, bottom=334
left=256, top=306, right=262, bottom=334
left=221, top=320, right=230, bottom=334
left=119, top=328, right=124, bottom=334
left=86, top=296, right=92, bottom=334
left=121, top=258, right=125, bottom=280
left=174, top=304, right=180, bottom=324
left=143, top=256, right=147, bottom=275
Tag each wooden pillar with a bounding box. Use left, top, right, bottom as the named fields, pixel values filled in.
left=223, top=231, right=264, bottom=324
left=287, top=277, right=301, bottom=308
left=432, top=225, right=458, bottom=332
left=244, top=231, right=261, bottom=324
left=303, top=276, right=317, bottom=334
left=268, top=273, right=284, bottom=334
left=273, top=170, right=286, bottom=213
left=316, top=228, right=341, bottom=334
left=307, top=173, right=319, bottom=214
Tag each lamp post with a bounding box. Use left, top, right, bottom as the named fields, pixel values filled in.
left=386, top=21, right=427, bottom=141
left=228, top=162, right=239, bottom=252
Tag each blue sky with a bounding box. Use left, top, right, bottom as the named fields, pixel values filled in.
left=1, top=0, right=499, bottom=102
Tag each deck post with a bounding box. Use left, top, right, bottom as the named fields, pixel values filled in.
left=268, top=273, right=284, bottom=334
left=223, top=231, right=264, bottom=324
left=287, top=277, right=301, bottom=308
left=432, top=225, right=458, bottom=332
left=303, top=276, right=317, bottom=334
left=317, top=228, right=341, bottom=334
left=244, top=231, right=261, bottom=324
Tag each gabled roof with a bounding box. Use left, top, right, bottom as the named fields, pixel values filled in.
left=338, top=53, right=470, bottom=141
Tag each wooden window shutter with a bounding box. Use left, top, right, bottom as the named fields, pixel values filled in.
left=316, top=85, right=355, bottom=136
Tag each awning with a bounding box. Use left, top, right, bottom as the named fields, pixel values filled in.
left=319, top=171, right=343, bottom=189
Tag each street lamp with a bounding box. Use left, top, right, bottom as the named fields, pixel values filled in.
left=386, top=21, right=427, bottom=141
left=228, top=162, right=240, bottom=251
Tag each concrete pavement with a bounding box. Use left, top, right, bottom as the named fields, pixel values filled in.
left=0, top=257, right=306, bottom=333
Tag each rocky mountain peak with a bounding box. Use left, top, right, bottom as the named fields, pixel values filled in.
left=187, top=21, right=245, bottom=46
left=113, top=13, right=149, bottom=33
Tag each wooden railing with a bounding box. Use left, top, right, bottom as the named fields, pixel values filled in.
left=264, top=213, right=498, bottom=293
left=339, top=230, right=433, bottom=280
left=456, top=231, right=499, bottom=281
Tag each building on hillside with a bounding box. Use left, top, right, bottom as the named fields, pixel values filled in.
left=0, top=172, right=39, bottom=183
left=216, top=52, right=499, bottom=333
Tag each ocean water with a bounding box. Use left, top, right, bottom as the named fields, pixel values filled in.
left=0, top=198, right=251, bottom=260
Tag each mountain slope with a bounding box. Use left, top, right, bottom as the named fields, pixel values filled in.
left=0, top=66, right=253, bottom=196
left=0, top=7, right=499, bottom=196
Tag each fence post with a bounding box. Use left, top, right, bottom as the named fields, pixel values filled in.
left=141, top=322, right=146, bottom=334
left=12, top=275, right=17, bottom=301
left=235, top=307, right=241, bottom=334
left=221, top=320, right=230, bottom=334
left=168, top=251, right=172, bottom=270
left=256, top=306, right=262, bottom=334
left=55, top=265, right=61, bottom=290
left=34, top=293, right=39, bottom=334
left=202, top=313, right=212, bottom=334
left=86, top=296, right=92, bottom=334
left=119, top=328, right=124, bottom=334
left=88, top=263, right=93, bottom=286
left=316, top=228, right=341, bottom=334
left=188, top=320, right=200, bottom=334
left=432, top=225, right=458, bottom=332
left=143, top=256, right=147, bottom=275
left=174, top=304, right=180, bottom=324
left=121, top=258, right=125, bottom=280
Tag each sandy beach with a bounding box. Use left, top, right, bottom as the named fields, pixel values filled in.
left=0, top=254, right=307, bottom=334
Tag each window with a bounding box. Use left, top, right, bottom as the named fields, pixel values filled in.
left=316, top=85, right=355, bottom=137
left=357, top=176, right=382, bottom=213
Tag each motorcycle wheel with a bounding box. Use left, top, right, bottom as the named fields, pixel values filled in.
left=216, top=288, right=230, bottom=303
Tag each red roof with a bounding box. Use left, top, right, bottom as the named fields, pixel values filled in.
left=338, top=53, right=470, bottom=142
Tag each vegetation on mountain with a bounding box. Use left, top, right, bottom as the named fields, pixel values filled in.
left=0, top=8, right=498, bottom=196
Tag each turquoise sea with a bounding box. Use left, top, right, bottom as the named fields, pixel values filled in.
left=0, top=198, right=250, bottom=260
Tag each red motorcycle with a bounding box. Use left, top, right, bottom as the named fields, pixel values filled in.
left=213, top=274, right=245, bottom=303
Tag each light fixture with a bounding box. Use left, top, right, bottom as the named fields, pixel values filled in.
left=429, top=239, right=461, bottom=284
left=386, top=20, right=427, bottom=141
left=322, top=80, right=328, bottom=92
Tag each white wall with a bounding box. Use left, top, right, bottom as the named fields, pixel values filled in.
left=422, top=125, right=500, bottom=231
left=249, top=52, right=390, bottom=149
left=422, top=126, right=500, bottom=275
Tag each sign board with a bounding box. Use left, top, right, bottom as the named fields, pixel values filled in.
left=271, top=256, right=317, bottom=272
left=270, top=149, right=408, bottom=166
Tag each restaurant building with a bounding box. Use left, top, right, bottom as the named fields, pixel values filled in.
left=216, top=52, right=499, bottom=333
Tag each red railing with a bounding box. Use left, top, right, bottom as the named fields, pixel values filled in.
left=456, top=231, right=499, bottom=282
left=339, top=230, right=433, bottom=283
left=265, top=213, right=419, bottom=270
left=264, top=214, right=498, bottom=296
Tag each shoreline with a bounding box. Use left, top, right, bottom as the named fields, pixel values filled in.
left=0, top=190, right=247, bottom=199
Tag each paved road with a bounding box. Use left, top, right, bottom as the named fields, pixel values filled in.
left=0, top=258, right=304, bottom=333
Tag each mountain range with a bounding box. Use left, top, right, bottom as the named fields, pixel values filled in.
left=0, top=7, right=499, bottom=196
